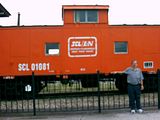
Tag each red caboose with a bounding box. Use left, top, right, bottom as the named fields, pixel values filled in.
left=0, top=5, right=160, bottom=96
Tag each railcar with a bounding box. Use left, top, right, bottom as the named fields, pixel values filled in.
left=0, top=5, right=160, bottom=97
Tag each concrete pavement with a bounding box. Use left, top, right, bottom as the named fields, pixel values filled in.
left=0, top=109, right=160, bottom=120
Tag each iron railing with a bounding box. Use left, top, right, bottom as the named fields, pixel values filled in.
left=0, top=70, right=160, bottom=116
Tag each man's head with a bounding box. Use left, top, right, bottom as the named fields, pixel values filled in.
left=131, top=60, right=138, bottom=68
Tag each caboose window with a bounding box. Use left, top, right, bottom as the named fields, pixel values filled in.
left=45, top=43, right=60, bottom=55
left=144, top=61, right=153, bottom=68
left=114, top=42, right=128, bottom=54
left=74, top=10, right=98, bottom=23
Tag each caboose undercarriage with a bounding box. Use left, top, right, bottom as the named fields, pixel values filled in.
left=0, top=71, right=158, bottom=98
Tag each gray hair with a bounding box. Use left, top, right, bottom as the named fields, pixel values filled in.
left=131, top=60, right=137, bottom=64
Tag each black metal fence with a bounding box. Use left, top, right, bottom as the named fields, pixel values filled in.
left=0, top=71, right=160, bottom=116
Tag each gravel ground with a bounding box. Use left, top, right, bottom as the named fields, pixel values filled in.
left=0, top=109, right=160, bottom=120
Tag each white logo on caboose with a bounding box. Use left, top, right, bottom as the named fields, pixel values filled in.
left=68, top=37, right=97, bottom=57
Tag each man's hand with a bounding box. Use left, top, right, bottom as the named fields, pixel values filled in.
left=141, top=85, right=144, bottom=90
left=141, top=80, right=144, bottom=90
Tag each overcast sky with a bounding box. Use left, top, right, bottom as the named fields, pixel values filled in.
left=1, top=0, right=160, bottom=26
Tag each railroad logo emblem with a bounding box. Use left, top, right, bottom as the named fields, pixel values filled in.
left=68, top=36, right=97, bottom=57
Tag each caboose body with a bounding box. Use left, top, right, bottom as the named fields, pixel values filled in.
left=0, top=5, right=160, bottom=96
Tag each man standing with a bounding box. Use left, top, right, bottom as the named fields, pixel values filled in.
left=124, top=60, right=144, bottom=113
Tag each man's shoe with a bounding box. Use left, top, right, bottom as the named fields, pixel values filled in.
left=131, top=109, right=136, bottom=114
left=137, top=109, right=143, bottom=113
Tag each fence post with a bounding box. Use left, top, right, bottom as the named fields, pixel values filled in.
left=97, top=70, right=101, bottom=113
left=32, top=72, right=36, bottom=116
left=157, top=69, right=160, bottom=109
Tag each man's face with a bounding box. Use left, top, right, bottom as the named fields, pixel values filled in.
left=132, top=60, right=138, bottom=68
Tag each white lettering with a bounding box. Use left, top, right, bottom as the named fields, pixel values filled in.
left=71, top=41, right=81, bottom=47
left=26, top=64, right=30, bottom=71
left=18, top=64, right=22, bottom=71
left=43, top=63, right=47, bottom=70
left=39, top=63, right=43, bottom=71
left=31, top=63, right=35, bottom=71
left=46, top=63, right=50, bottom=70
left=71, top=41, right=94, bottom=47
left=18, top=63, right=30, bottom=71
left=68, top=36, right=97, bottom=57
left=18, top=63, right=50, bottom=71
left=35, top=63, right=39, bottom=71
left=83, top=41, right=94, bottom=47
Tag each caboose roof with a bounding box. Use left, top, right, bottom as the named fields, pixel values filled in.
left=0, top=3, right=11, bottom=17
left=62, top=5, right=109, bottom=10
